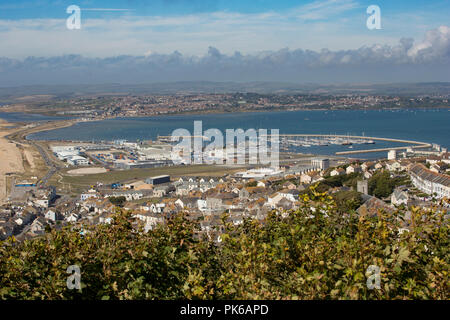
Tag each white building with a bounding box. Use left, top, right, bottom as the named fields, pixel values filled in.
left=391, top=189, right=409, bottom=206
left=311, top=158, right=330, bottom=170
left=409, top=164, right=450, bottom=199
left=234, top=167, right=282, bottom=179
left=388, top=150, right=397, bottom=160
left=346, top=165, right=362, bottom=174
left=330, top=168, right=346, bottom=176
left=67, top=155, right=89, bottom=166
left=80, top=189, right=100, bottom=201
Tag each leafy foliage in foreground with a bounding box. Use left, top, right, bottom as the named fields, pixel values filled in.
left=0, top=188, right=448, bottom=300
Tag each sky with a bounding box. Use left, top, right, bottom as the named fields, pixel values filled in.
left=0, top=0, right=449, bottom=86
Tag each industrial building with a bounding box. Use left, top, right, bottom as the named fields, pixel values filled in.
left=114, top=160, right=173, bottom=170
left=311, top=158, right=330, bottom=170
left=67, top=155, right=89, bottom=166
left=145, top=175, right=171, bottom=185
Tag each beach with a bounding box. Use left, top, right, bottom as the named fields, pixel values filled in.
left=0, top=119, right=25, bottom=204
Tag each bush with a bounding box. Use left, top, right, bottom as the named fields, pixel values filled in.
left=0, top=189, right=448, bottom=300
left=108, top=196, right=127, bottom=207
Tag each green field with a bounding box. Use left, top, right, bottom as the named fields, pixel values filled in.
left=59, top=164, right=247, bottom=189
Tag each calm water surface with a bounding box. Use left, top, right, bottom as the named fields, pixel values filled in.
left=16, top=108, right=450, bottom=159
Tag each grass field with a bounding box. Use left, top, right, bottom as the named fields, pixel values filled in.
left=56, top=164, right=247, bottom=192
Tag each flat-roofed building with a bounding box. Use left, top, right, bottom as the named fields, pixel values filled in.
left=312, top=158, right=330, bottom=170
left=145, top=175, right=171, bottom=185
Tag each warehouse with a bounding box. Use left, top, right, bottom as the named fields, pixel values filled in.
left=145, top=175, right=170, bottom=185
left=67, top=155, right=89, bottom=166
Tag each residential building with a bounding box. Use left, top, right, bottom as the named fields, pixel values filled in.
left=409, top=164, right=450, bottom=199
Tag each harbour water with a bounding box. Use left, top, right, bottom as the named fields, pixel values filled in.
left=4, top=108, right=450, bottom=159
left=0, top=112, right=70, bottom=122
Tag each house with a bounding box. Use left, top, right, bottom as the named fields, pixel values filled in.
left=144, top=215, right=165, bottom=232
left=98, top=212, right=113, bottom=224
left=430, top=164, right=441, bottom=173
left=132, top=211, right=165, bottom=231
left=16, top=208, right=37, bottom=225
left=239, top=188, right=250, bottom=200
left=65, top=212, right=80, bottom=223
left=311, top=174, right=324, bottom=183
left=357, top=196, right=394, bottom=217
left=267, top=193, right=293, bottom=209
left=277, top=198, right=294, bottom=210
left=278, top=189, right=299, bottom=202
left=230, top=214, right=244, bottom=226
left=426, top=156, right=443, bottom=165
left=386, top=160, right=401, bottom=172
left=148, top=203, right=165, bottom=214
left=282, top=181, right=296, bottom=190
left=300, top=173, right=312, bottom=184
left=44, top=209, right=60, bottom=222
left=104, top=190, right=144, bottom=201
left=409, top=163, right=450, bottom=199
left=361, top=162, right=375, bottom=172
left=346, top=164, right=362, bottom=174
left=80, top=189, right=100, bottom=201
left=179, top=198, right=199, bottom=210
left=374, top=162, right=384, bottom=170
left=203, top=197, right=224, bottom=214
left=399, top=160, right=411, bottom=171
left=0, top=223, right=14, bottom=240
left=391, top=189, right=409, bottom=206
left=364, top=171, right=373, bottom=179
left=30, top=217, right=47, bottom=235
left=330, top=168, right=346, bottom=177
left=430, top=162, right=448, bottom=174
left=175, top=183, right=190, bottom=196
left=175, top=199, right=184, bottom=208
left=153, top=187, right=167, bottom=198
left=34, top=186, right=56, bottom=208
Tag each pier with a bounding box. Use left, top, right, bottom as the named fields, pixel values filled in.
left=158, top=133, right=433, bottom=156
left=274, top=134, right=432, bottom=155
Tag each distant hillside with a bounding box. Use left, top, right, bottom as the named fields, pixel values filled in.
left=0, top=82, right=449, bottom=102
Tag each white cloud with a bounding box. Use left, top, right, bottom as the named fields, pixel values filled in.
left=0, top=26, right=448, bottom=86
left=0, top=6, right=402, bottom=58
left=408, top=25, right=450, bottom=59
left=295, top=0, right=360, bottom=20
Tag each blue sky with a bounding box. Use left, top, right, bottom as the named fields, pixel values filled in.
left=0, top=0, right=449, bottom=18
left=0, top=0, right=449, bottom=85
left=0, top=0, right=449, bottom=57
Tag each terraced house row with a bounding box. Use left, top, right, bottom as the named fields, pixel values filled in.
left=409, top=163, right=450, bottom=198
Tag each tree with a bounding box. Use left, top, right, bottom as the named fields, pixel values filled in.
left=0, top=190, right=448, bottom=300
left=108, top=196, right=126, bottom=207
left=369, top=171, right=395, bottom=198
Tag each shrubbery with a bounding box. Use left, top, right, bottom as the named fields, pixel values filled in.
left=0, top=187, right=448, bottom=300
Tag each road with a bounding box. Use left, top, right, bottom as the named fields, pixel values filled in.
left=29, top=141, right=61, bottom=187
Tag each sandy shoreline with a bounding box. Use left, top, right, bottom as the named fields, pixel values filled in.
left=0, top=119, right=25, bottom=204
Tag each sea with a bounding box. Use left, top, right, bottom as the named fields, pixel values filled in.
left=2, top=108, right=449, bottom=160
left=0, top=112, right=70, bottom=122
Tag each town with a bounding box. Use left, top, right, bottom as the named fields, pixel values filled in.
left=1, top=139, right=449, bottom=242
left=1, top=93, right=449, bottom=120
